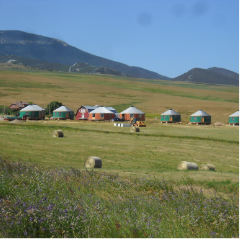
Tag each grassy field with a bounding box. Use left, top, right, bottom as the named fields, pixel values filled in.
left=0, top=70, right=238, bottom=122
left=0, top=70, right=239, bottom=237
left=0, top=120, right=238, bottom=187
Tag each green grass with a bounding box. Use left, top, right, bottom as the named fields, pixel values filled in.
left=0, top=120, right=238, bottom=186
left=25, top=71, right=239, bottom=103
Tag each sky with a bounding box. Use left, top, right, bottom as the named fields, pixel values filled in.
left=0, top=0, right=238, bottom=78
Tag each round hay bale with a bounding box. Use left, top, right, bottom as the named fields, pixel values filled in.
left=200, top=164, right=216, bottom=171
left=53, top=130, right=64, bottom=137
left=177, top=161, right=199, bottom=170
left=130, top=126, right=140, bottom=132
left=84, top=156, right=102, bottom=168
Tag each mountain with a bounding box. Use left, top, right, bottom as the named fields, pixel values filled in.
left=0, top=54, right=70, bottom=71
left=0, top=54, right=125, bottom=76
left=0, top=30, right=170, bottom=80
left=207, top=67, right=239, bottom=81
left=69, top=62, right=125, bottom=76
left=171, top=68, right=239, bottom=86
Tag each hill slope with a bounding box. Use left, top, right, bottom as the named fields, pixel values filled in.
left=0, top=30, right=170, bottom=80
left=0, top=55, right=125, bottom=76
left=172, top=68, right=239, bottom=86
left=207, top=67, right=239, bottom=81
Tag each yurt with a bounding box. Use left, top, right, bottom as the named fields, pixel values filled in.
left=229, top=110, right=239, bottom=125
left=119, top=106, right=145, bottom=121
left=32, top=104, right=45, bottom=120
left=189, top=110, right=211, bottom=125
left=53, top=105, right=74, bottom=120
left=20, top=105, right=43, bottom=120
left=88, top=107, right=115, bottom=121
left=161, top=109, right=181, bottom=123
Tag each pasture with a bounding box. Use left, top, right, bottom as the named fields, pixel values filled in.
left=0, top=70, right=239, bottom=237
left=0, top=119, right=238, bottom=188
left=0, top=70, right=238, bottom=123
left=0, top=69, right=239, bottom=186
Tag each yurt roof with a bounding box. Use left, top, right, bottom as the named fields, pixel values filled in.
left=191, top=110, right=210, bottom=116
left=161, top=109, right=181, bottom=115
left=32, top=104, right=44, bottom=110
left=20, top=105, right=41, bottom=111
left=90, top=107, right=113, bottom=114
left=120, top=106, right=144, bottom=114
left=82, top=105, right=96, bottom=110
left=106, top=107, right=117, bottom=112
left=53, top=105, right=74, bottom=112
left=229, top=110, right=239, bottom=117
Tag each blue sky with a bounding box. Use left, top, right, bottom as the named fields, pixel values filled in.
left=0, top=0, right=238, bottom=78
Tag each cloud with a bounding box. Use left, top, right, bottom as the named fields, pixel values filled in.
left=137, top=12, right=152, bottom=27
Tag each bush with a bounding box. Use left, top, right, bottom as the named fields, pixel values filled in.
left=45, top=101, right=62, bottom=115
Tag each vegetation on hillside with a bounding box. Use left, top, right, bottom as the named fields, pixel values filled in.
left=207, top=67, right=239, bottom=81
left=172, top=68, right=239, bottom=86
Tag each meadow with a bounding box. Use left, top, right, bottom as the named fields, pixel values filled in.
left=0, top=69, right=239, bottom=237
left=0, top=70, right=238, bottom=122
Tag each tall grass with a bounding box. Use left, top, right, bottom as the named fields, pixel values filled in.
left=1, top=158, right=238, bottom=238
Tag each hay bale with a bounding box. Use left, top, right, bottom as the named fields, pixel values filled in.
left=53, top=130, right=64, bottom=137
left=130, top=126, right=140, bottom=132
left=84, top=156, right=102, bottom=168
left=200, top=164, right=216, bottom=171
left=214, top=122, right=224, bottom=126
left=177, top=161, right=198, bottom=170
left=10, top=119, right=23, bottom=124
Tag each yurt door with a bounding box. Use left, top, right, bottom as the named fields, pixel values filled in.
left=201, top=116, right=204, bottom=122
left=170, top=116, right=172, bottom=121
left=66, top=112, right=69, bottom=118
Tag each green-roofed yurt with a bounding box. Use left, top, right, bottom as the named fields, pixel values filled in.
left=161, top=109, right=181, bottom=123
left=229, top=111, right=239, bottom=125
left=53, top=105, right=74, bottom=120
left=189, top=110, right=211, bottom=125
left=20, top=105, right=43, bottom=120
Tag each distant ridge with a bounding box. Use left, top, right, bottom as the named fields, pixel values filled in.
left=171, top=68, right=239, bottom=86
left=0, top=54, right=126, bottom=76
left=0, top=30, right=170, bottom=80
left=207, top=67, right=239, bottom=81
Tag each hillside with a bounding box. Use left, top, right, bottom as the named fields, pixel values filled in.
left=0, top=30, right=170, bottom=80
left=172, top=68, right=239, bottom=86
left=0, top=54, right=70, bottom=71
left=207, top=67, right=239, bottom=81
left=0, top=55, right=126, bottom=76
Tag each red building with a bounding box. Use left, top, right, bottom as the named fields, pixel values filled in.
left=119, top=106, right=145, bottom=121
left=75, top=105, right=96, bottom=120
left=9, top=101, right=29, bottom=110
left=88, top=107, right=115, bottom=121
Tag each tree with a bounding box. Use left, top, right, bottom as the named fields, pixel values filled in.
left=45, top=101, right=62, bottom=115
